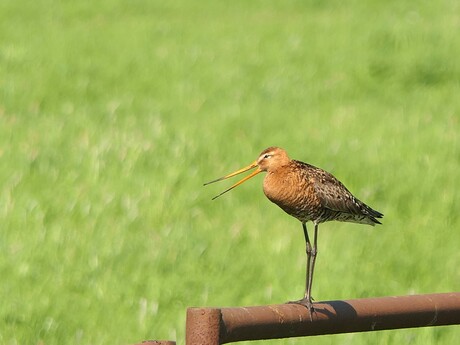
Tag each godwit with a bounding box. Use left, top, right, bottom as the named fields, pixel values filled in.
left=204, top=147, right=383, bottom=311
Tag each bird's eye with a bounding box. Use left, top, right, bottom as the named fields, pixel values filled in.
left=263, top=154, right=270, bottom=159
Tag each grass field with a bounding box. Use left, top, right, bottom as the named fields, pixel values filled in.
left=1, top=0, right=459, bottom=344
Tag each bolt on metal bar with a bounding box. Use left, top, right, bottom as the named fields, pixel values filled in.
left=186, top=292, right=460, bottom=345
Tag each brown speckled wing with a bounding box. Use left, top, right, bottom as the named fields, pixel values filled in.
left=309, top=167, right=364, bottom=215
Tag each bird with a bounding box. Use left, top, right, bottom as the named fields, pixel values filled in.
left=204, top=147, right=383, bottom=311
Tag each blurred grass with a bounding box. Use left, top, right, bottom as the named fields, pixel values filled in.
left=1, top=0, right=459, bottom=344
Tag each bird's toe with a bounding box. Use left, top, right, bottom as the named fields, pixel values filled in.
left=286, top=298, right=315, bottom=312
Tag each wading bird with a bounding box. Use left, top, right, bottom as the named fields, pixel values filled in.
left=204, top=147, right=383, bottom=311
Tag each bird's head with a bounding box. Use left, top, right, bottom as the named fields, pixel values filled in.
left=204, top=147, right=290, bottom=199
left=256, top=147, right=290, bottom=172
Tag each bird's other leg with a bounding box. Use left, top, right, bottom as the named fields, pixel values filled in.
left=306, top=222, right=319, bottom=310
left=302, top=222, right=313, bottom=307
left=287, top=222, right=314, bottom=311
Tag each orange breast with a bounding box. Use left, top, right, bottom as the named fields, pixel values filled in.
left=262, top=166, right=319, bottom=222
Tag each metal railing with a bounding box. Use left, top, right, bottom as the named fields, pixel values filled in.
left=136, top=292, right=460, bottom=345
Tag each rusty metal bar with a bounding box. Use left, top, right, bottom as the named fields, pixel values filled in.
left=186, top=292, right=460, bottom=344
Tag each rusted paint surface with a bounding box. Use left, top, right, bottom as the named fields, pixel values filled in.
left=220, top=293, right=460, bottom=343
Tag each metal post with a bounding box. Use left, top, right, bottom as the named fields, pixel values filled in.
left=186, top=307, right=222, bottom=345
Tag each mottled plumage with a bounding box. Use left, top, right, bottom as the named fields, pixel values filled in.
left=205, top=147, right=383, bottom=311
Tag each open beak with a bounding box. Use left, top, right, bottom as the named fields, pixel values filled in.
left=204, top=161, right=262, bottom=200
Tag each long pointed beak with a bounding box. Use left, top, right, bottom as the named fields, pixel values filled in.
left=204, top=161, right=262, bottom=200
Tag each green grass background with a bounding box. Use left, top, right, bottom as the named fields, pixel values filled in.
left=1, top=0, right=459, bottom=344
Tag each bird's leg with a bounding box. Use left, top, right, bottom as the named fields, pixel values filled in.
left=287, top=222, right=315, bottom=314
left=306, top=222, right=319, bottom=310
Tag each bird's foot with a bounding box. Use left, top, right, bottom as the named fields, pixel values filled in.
left=286, top=297, right=315, bottom=313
